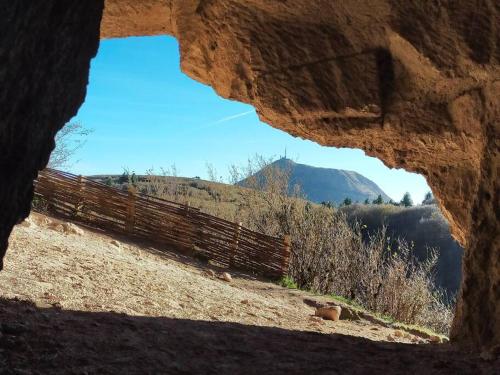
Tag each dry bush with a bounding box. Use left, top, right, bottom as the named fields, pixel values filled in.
left=143, top=167, right=184, bottom=201
left=341, top=203, right=463, bottom=296
left=234, top=157, right=454, bottom=334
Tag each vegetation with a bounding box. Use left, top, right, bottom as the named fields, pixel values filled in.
left=422, top=191, right=436, bottom=205
left=342, top=197, right=352, bottom=206
left=89, top=157, right=456, bottom=335
left=400, top=192, right=413, bottom=207
left=340, top=204, right=463, bottom=295
left=48, top=122, right=92, bottom=170
left=279, top=275, right=298, bottom=289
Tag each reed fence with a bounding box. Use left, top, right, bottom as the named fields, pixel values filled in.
left=34, top=169, right=290, bottom=278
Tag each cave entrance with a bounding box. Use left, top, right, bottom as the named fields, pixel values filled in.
left=40, top=35, right=461, bottom=338
left=0, top=2, right=497, bottom=359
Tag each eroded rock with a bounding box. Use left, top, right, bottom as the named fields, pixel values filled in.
left=0, top=0, right=498, bottom=350
left=315, top=306, right=342, bottom=321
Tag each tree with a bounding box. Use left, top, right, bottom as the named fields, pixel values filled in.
left=422, top=191, right=436, bottom=205
left=372, top=194, right=384, bottom=205
left=118, top=169, right=130, bottom=184
left=364, top=198, right=370, bottom=205
left=400, top=192, right=413, bottom=207
left=48, top=122, right=92, bottom=170
left=321, top=201, right=334, bottom=209
left=342, top=197, right=352, bottom=206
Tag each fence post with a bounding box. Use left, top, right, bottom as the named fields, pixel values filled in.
left=230, top=222, right=242, bottom=268
left=126, top=186, right=136, bottom=234
left=73, top=175, right=85, bottom=217
left=281, top=235, right=291, bottom=276
left=183, top=202, right=195, bottom=254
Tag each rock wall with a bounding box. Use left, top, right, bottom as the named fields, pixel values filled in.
left=0, top=1, right=103, bottom=266
left=0, top=0, right=498, bottom=350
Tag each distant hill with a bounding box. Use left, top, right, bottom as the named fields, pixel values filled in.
left=239, top=158, right=391, bottom=204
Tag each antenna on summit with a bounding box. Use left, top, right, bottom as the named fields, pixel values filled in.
left=284, top=147, right=287, bottom=160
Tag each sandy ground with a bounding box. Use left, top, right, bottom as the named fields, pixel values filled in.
left=0, top=212, right=497, bottom=374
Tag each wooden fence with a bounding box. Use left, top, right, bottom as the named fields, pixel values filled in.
left=34, top=169, right=291, bottom=278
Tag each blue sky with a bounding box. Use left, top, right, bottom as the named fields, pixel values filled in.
left=69, top=36, right=430, bottom=203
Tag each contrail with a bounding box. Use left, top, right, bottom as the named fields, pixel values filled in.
left=180, top=109, right=255, bottom=135
left=209, top=110, right=254, bottom=125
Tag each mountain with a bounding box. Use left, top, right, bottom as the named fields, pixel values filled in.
left=240, top=158, right=391, bottom=204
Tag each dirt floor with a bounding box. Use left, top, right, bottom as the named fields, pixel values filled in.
left=0, top=213, right=497, bottom=374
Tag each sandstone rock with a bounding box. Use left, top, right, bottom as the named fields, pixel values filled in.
left=32, top=215, right=51, bottom=226
left=315, top=306, right=341, bottom=321
left=0, top=1, right=499, bottom=350
left=110, top=240, right=121, bottom=248
left=47, top=221, right=83, bottom=235
left=309, top=316, right=322, bottom=322
left=48, top=223, right=65, bottom=233
left=221, top=272, right=232, bottom=282
left=241, top=299, right=249, bottom=305
left=309, top=316, right=324, bottom=325
left=429, top=335, right=442, bottom=344
left=205, top=269, right=216, bottom=277
left=338, top=305, right=361, bottom=321
left=62, top=222, right=84, bottom=236
left=387, top=335, right=395, bottom=342
left=19, top=217, right=34, bottom=228
left=394, top=330, right=403, bottom=338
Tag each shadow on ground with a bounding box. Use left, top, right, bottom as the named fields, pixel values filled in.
left=0, top=298, right=496, bottom=374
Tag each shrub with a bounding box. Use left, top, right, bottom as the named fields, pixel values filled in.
left=279, top=275, right=298, bottom=289
left=235, top=157, right=453, bottom=334
left=340, top=204, right=463, bottom=297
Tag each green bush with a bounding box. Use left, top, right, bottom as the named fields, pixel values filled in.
left=279, top=276, right=298, bottom=289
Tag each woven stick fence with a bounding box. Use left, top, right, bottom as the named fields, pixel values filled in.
left=35, top=169, right=291, bottom=278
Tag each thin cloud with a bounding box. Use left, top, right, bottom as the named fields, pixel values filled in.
left=210, top=110, right=254, bottom=125
left=184, top=110, right=255, bottom=135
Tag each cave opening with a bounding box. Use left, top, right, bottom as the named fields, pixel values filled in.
left=0, top=3, right=498, bottom=371
left=40, top=35, right=463, bottom=337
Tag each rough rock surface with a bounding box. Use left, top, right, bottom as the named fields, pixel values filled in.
left=0, top=2, right=103, bottom=264
left=315, top=306, right=342, bottom=321
left=0, top=0, right=498, bottom=350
